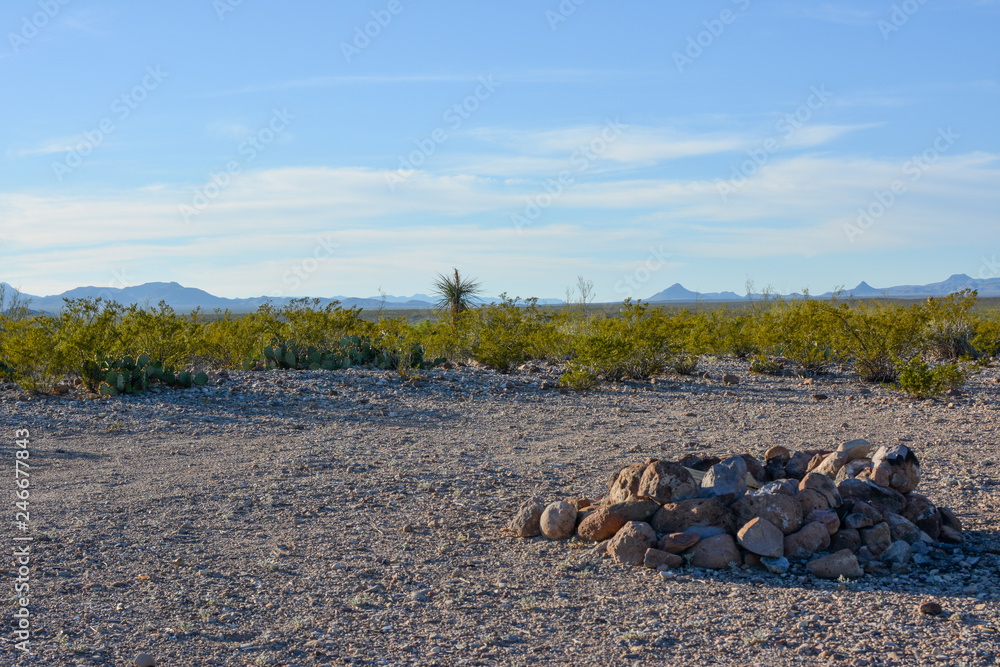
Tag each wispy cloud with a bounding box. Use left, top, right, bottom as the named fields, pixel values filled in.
left=6, top=136, right=86, bottom=158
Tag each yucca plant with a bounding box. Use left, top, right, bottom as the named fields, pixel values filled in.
left=432, top=268, right=483, bottom=326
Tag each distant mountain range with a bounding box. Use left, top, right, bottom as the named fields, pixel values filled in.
left=0, top=282, right=562, bottom=313
left=1, top=274, right=996, bottom=314
left=646, top=274, right=1000, bottom=302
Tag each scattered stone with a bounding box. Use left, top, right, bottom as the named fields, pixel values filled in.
left=919, top=601, right=944, bottom=616
left=133, top=655, right=156, bottom=667
left=722, top=373, right=739, bottom=386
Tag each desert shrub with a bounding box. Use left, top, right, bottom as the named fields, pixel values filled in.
left=373, top=317, right=445, bottom=374
left=772, top=299, right=837, bottom=373
left=895, top=357, right=966, bottom=399
left=563, top=300, right=671, bottom=383
left=465, top=296, right=562, bottom=372
left=972, top=310, right=1000, bottom=357
left=194, top=307, right=281, bottom=369
left=277, top=298, right=372, bottom=349
left=116, top=301, right=200, bottom=367
left=0, top=315, right=62, bottom=392
left=920, top=290, right=978, bottom=360
left=709, top=309, right=758, bottom=358
left=820, top=298, right=927, bottom=383
left=748, top=352, right=785, bottom=375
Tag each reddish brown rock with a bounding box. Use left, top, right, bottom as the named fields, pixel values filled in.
left=797, top=489, right=832, bottom=516
left=783, top=521, right=831, bottom=560
left=799, top=472, right=841, bottom=507
left=806, top=452, right=832, bottom=473
left=650, top=497, right=733, bottom=534
left=643, top=548, right=683, bottom=569
left=577, top=509, right=627, bottom=542
left=658, top=532, right=700, bottom=554
left=901, top=494, right=940, bottom=540
left=608, top=463, right=647, bottom=503
left=687, top=533, right=742, bottom=569
left=564, top=497, right=592, bottom=512
left=734, top=492, right=803, bottom=535
left=939, top=525, right=964, bottom=544
left=870, top=444, right=921, bottom=494
left=540, top=501, right=577, bottom=540
left=887, top=513, right=931, bottom=545
left=830, top=528, right=861, bottom=552
left=938, top=507, right=963, bottom=531
left=607, top=521, right=656, bottom=566
left=860, top=522, right=891, bottom=556
left=764, top=446, right=790, bottom=465
left=638, top=461, right=698, bottom=503
left=805, top=509, right=840, bottom=536
left=737, top=517, right=784, bottom=558
left=919, top=601, right=943, bottom=616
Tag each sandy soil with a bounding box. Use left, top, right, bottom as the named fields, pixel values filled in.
left=2, top=358, right=998, bottom=666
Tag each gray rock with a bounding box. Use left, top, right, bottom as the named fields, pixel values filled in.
left=734, top=491, right=803, bottom=535
left=539, top=501, right=577, bottom=540
left=509, top=499, right=546, bottom=538
left=700, top=456, right=748, bottom=503
left=807, top=549, right=863, bottom=579
left=887, top=513, right=933, bottom=545
left=643, top=548, right=683, bottom=569
left=608, top=463, right=647, bottom=503
left=761, top=556, right=790, bottom=574
left=880, top=540, right=913, bottom=569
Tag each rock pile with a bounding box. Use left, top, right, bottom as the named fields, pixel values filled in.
left=509, top=440, right=964, bottom=579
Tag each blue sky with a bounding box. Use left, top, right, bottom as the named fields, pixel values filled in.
left=1, top=0, right=998, bottom=302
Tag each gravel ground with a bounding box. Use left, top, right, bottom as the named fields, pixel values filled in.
left=1, top=358, right=998, bottom=666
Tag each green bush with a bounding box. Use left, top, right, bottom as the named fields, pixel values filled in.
left=466, top=295, right=562, bottom=372
left=895, top=357, right=966, bottom=399
left=920, top=291, right=978, bottom=360
left=821, top=298, right=927, bottom=383
left=564, top=300, right=671, bottom=383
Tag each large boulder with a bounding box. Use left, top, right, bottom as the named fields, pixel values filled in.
left=687, top=533, right=742, bottom=569
left=650, top=497, right=734, bottom=534
left=799, top=472, right=842, bottom=508
left=638, top=461, right=698, bottom=503
left=901, top=494, right=941, bottom=540
left=607, top=521, right=656, bottom=566
left=600, top=499, right=660, bottom=523
left=887, top=513, right=932, bottom=545
left=734, top=492, right=803, bottom=535
left=540, top=501, right=577, bottom=540
left=643, top=548, right=683, bottom=569
left=658, top=532, right=700, bottom=554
